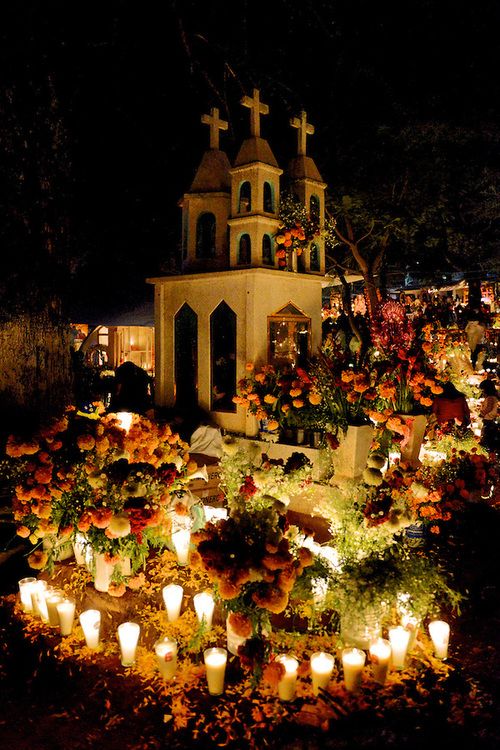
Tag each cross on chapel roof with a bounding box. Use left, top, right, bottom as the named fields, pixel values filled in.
left=201, top=107, right=229, bottom=150
left=241, top=88, right=269, bottom=138
left=290, top=110, right=315, bottom=156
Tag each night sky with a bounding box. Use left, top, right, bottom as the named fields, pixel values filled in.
left=1, top=1, right=499, bottom=319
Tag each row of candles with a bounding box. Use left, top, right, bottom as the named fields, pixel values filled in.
left=19, top=576, right=450, bottom=697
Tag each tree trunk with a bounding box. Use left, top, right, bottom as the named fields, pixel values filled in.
left=0, top=308, right=74, bottom=437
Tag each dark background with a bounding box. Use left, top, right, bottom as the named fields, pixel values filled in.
left=1, top=0, right=499, bottom=318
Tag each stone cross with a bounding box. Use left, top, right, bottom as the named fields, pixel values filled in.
left=241, top=88, right=269, bottom=138
left=201, top=107, right=228, bottom=149
left=290, top=110, right=315, bottom=156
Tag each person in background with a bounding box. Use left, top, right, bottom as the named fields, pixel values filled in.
left=109, top=360, right=153, bottom=416
left=430, top=381, right=471, bottom=431
left=478, top=378, right=499, bottom=452
left=173, top=405, right=222, bottom=465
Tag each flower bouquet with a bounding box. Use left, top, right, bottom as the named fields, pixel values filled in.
left=274, top=193, right=319, bottom=269
left=5, top=407, right=194, bottom=591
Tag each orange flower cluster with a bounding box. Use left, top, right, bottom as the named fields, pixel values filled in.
left=5, top=407, right=192, bottom=574
left=192, top=511, right=315, bottom=623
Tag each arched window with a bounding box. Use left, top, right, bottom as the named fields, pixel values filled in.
left=239, top=181, right=251, bottom=213
left=238, top=234, right=251, bottom=265
left=310, top=195, right=320, bottom=223
left=262, top=234, right=273, bottom=265
left=268, top=303, right=311, bottom=369
left=174, top=303, right=198, bottom=407
left=263, top=182, right=274, bottom=212
left=195, top=213, right=216, bottom=258
left=310, top=243, right=320, bottom=272
left=210, top=302, right=237, bottom=412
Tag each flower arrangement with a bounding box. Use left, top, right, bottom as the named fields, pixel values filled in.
left=233, top=362, right=324, bottom=431
left=4, top=407, right=194, bottom=579
left=274, top=193, right=319, bottom=269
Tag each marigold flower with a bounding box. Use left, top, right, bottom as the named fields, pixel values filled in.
left=292, top=399, right=304, bottom=408
left=108, top=582, right=126, bottom=597
left=77, top=434, right=95, bottom=451
left=308, top=392, right=322, bottom=405
left=28, top=550, right=49, bottom=570
left=245, top=362, right=255, bottom=371
left=16, top=525, right=31, bottom=538
left=228, top=611, right=253, bottom=638
left=264, top=394, right=277, bottom=404
left=289, top=388, right=302, bottom=397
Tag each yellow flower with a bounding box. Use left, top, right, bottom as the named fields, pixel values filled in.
left=308, top=392, right=322, bottom=405
left=28, top=550, right=49, bottom=570
left=292, top=399, right=304, bottom=408
left=289, top=388, right=302, bottom=397
left=264, top=394, right=277, bottom=404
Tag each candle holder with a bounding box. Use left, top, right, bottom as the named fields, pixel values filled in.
left=310, top=651, right=335, bottom=696
left=277, top=655, right=299, bottom=701
left=117, top=622, right=141, bottom=667
left=80, top=609, right=101, bottom=649
left=31, top=580, right=49, bottom=621
left=171, top=529, right=191, bottom=566
left=56, top=597, right=76, bottom=636
left=428, top=620, right=450, bottom=660
left=193, top=591, right=215, bottom=629
left=369, top=638, right=392, bottom=685
left=18, top=577, right=37, bottom=613
left=341, top=647, right=366, bottom=692
left=388, top=626, right=411, bottom=670
left=162, top=584, right=184, bottom=622
left=204, top=647, right=227, bottom=696
left=154, top=637, right=178, bottom=680
left=45, top=589, right=64, bottom=627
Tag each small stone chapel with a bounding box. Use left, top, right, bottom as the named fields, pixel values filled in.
left=148, top=89, right=327, bottom=436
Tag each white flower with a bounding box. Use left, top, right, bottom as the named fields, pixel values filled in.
left=108, top=513, right=131, bottom=538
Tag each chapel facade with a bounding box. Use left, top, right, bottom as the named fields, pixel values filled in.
left=148, top=89, right=327, bottom=436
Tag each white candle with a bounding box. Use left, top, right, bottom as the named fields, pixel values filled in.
left=401, top=613, right=420, bottom=652
left=154, top=637, right=178, bottom=680
left=277, top=655, right=299, bottom=701
left=310, top=651, right=335, bottom=695
left=56, top=598, right=76, bottom=636
left=116, top=411, right=133, bottom=433
left=204, top=647, right=227, bottom=695
left=79, top=609, right=101, bottom=649
left=193, top=591, right=215, bottom=629
left=369, top=638, right=392, bottom=685
left=45, top=590, right=64, bottom=627
left=388, top=625, right=411, bottom=669
left=31, top=580, right=49, bottom=621
left=428, top=620, right=450, bottom=660
left=162, top=584, right=184, bottom=622
left=342, top=647, right=366, bottom=692
left=172, top=529, right=191, bottom=565
left=18, top=577, right=37, bottom=612
left=117, top=622, right=140, bottom=667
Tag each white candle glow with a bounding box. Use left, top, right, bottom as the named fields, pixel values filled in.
left=45, top=590, right=64, bottom=627
left=310, top=651, right=335, bottom=695
left=162, top=584, right=184, bottom=622
left=154, top=637, right=178, bottom=680
left=117, top=622, right=141, bottom=667
left=116, top=411, right=133, bottom=433
left=79, top=609, right=101, bottom=649
left=56, top=598, right=76, bottom=636
left=428, top=620, right=450, bottom=659
left=277, top=655, right=299, bottom=701
left=171, top=529, right=191, bottom=565
left=204, top=647, right=227, bottom=695
left=342, top=647, right=366, bottom=692
left=388, top=625, right=411, bottom=669
left=193, top=591, right=215, bottom=629
left=18, top=577, right=37, bottom=612
left=369, top=638, right=392, bottom=685
left=31, top=580, right=49, bottom=621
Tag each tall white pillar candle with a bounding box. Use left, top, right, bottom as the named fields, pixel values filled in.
left=204, top=647, right=227, bottom=696
left=162, top=584, right=184, bottom=622
left=79, top=609, right=101, bottom=649
left=388, top=625, right=411, bottom=669
left=277, top=655, right=299, bottom=701
left=117, top=622, right=140, bottom=667
left=45, top=590, right=64, bottom=627
left=172, top=529, right=191, bottom=565
left=56, top=598, right=76, bottom=636
left=369, top=638, right=392, bottom=685
left=310, top=651, right=335, bottom=695
left=428, top=620, right=450, bottom=659
left=31, top=580, right=49, bottom=621
left=18, top=577, right=37, bottom=612
left=154, top=637, right=178, bottom=680
left=342, top=647, right=366, bottom=692
left=193, top=591, right=215, bottom=629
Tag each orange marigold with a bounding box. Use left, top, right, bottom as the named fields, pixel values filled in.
left=228, top=611, right=253, bottom=638
left=28, top=550, right=49, bottom=570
